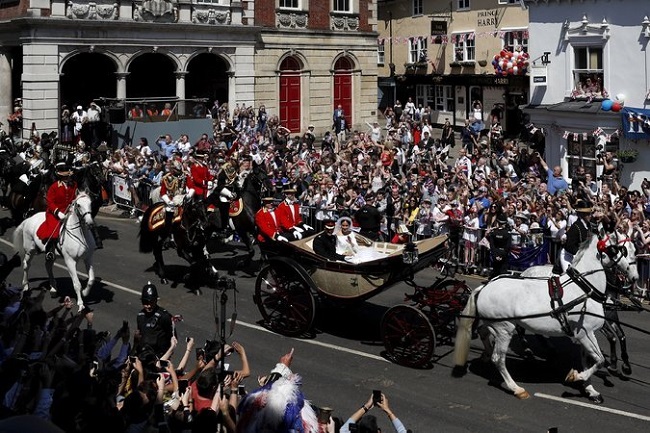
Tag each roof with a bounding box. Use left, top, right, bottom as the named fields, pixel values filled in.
left=524, top=101, right=620, bottom=117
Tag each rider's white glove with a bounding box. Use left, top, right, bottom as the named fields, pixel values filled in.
left=220, top=187, right=234, bottom=199
left=207, top=180, right=214, bottom=190
left=293, top=226, right=304, bottom=233
left=186, top=189, right=195, bottom=199
left=277, top=235, right=289, bottom=242
left=293, top=230, right=303, bottom=240
left=302, top=224, right=314, bottom=231
left=57, top=211, right=66, bottom=220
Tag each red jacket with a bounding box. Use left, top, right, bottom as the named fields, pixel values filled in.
left=255, top=208, right=279, bottom=242
left=275, top=201, right=303, bottom=231
left=188, top=163, right=213, bottom=198
left=37, top=181, right=77, bottom=241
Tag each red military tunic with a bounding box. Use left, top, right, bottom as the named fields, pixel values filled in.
left=188, top=162, right=213, bottom=198
left=37, top=180, right=78, bottom=242
left=275, top=201, right=303, bottom=232
left=255, top=208, right=280, bottom=242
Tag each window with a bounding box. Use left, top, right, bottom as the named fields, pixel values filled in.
left=409, top=37, right=428, bottom=63
left=457, top=0, right=470, bottom=10
left=453, top=33, right=475, bottom=62
left=567, top=133, right=619, bottom=180
left=279, top=0, right=299, bottom=8
left=434, top=85, right=453, bottom=112
left=413, top=0, right=423, bottom=15
left=503, top=30, right=528, bottom=54
left=333, top=0, right=351, bottom=12
left=572, top=46, right=605, bottom=98
left=498, top=0, right=518, bottom=4
left=377, top=40, right=385, bottom=65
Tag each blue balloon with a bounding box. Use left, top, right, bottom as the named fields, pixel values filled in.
left=601, top=99, right=613, bottom=111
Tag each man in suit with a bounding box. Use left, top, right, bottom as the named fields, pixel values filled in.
left=313, top=219, right=346, bottom=261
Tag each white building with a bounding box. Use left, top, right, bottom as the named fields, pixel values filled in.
left=525, top=0, right=650, bottom=191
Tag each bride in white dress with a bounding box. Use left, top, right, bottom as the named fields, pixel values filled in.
left=335, top=217, right=359, bottom=257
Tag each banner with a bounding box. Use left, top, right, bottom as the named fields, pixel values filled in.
left=622, top=107, right=650, bottom=139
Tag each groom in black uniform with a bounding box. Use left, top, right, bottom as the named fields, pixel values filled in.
left=313, top=219, right=346, bottom=261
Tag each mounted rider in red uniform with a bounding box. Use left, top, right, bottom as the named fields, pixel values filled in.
left=187, top=150, right=213, bottom=200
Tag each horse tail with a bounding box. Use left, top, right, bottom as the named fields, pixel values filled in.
left=139, top=207, right=156, bottom=253
left=452, top=288, right=478, bottom=376
left=12, top=220, right=25, bottom=257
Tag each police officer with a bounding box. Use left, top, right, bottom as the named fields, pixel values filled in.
left=135, top=282, right=173, bottom=357
left=488, top=213, right=512, bottom=279
left=559, top=200, right=592, bottom=272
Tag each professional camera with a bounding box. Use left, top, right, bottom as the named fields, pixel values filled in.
left=217, top=277, right=236, bottom=291
left=202, top=340, right=224, bottom=360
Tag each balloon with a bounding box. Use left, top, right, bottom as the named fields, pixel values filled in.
left=612, top=102, right=622, bottom=112
left=513, top=66, right=519, bottom=74
left=500, top=50, right=507, bottom=57
left=601, top=99, right=613, bottom=111
left=512, top=52, right=519, bottom=59
left=507, top=62, right=513, bottom=69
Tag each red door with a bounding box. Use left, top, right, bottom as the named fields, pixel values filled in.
left=334, top=72, right=352, bottom=126
left=280, top=73, right=301, bottom=132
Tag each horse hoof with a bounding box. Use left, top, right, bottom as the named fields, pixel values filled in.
left=588, top=394, right=604, bottom=404
left=515, top=390, right=530, bottom=400
left=451, top=365, right=467, bottom=378
left=49, top=288, right=58, bottom=298
left=565, top=369, right=579, bottom=383
left=194, top=288, right=202, bottom=296
left=622, top=363, right=632, bottom=376
left=606, top=365, right=618, bottom=375
left=161, top=278, right=169, bottom=285
left=81, top=288, right=90, bottom=297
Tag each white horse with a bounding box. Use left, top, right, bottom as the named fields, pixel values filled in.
left=13, top=192, right=98, bottom=310
left=453, top=235, right=638, bottom=403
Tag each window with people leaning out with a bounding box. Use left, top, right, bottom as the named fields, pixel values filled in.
left=566, top=133, right=619, bottom=181
left=572, top=46, right=605, bottom=99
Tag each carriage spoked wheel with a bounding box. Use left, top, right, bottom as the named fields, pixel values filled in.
left=381, top=305, right=436, bottom=368
left=254, top=263, right=316, bottom=337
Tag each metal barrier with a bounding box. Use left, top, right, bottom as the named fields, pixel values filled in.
left=111, top=174, right=154, bottom=215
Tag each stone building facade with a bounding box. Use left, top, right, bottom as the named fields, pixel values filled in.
left=0, top=0, right=378, bottom=140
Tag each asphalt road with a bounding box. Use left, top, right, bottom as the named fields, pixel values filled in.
left=3, top=209, right=650, bottom=432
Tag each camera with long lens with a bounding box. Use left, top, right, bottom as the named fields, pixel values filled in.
left=217, top=277, right=236, bottom=291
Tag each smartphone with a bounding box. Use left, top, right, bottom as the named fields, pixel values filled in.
left=159, top=360, right=169, bottom=368
left=186, top=337, right=191, bottom=343
left=129, top=356, right=137, bottom=363
left=372, top=390, right=382, bottom=404
left=349, top=423, right=358, bottom=433
left=217, top=369, right=234, bottom=382
left=237, top=385, right=246, bottom=396
left=178, top=379, right=189, bottom=395
left=195, top=348, right=205, bottom=359
left=318, top=407, right=332, bottom=424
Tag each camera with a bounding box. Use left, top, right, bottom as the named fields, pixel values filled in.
left=217, top=277, right=236, bottom=291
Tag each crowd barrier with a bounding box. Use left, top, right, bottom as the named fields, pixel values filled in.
left=110, top=174, right=155, bottom=215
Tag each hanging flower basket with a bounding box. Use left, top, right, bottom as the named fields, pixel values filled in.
left=616, top=149, right=639, bottom=163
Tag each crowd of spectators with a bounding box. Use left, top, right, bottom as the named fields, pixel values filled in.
left=0, top=268, right=410, bottom=433
left=95, top=101, right=650, bottom=280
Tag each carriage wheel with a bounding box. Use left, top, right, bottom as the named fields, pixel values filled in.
left=381, top=305, right=436, bottom=368
left=254, top=264, right=316, bottom=337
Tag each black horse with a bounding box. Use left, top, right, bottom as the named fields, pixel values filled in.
left=7, top=162, right=50, bottom=224
left=73, top=162, right=105, bottom=218
left=139, top=198, right=217, bottom=293
left=207, top=164, right=272, bottom=260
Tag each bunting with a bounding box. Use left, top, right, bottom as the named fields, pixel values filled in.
left=378, top=29, right=524, bottom=45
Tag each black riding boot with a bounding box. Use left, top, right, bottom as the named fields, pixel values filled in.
left=45, top=239, right=56, bottom=261
left=218, top=202, right=231, bottom=235
left=90, top=224, right=103, bottom=249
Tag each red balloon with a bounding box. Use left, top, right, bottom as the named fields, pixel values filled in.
left=612, top=102, right=622, bottom=112
left=500, top=50, right=507, bottom=57
left=507, top=68, right=514, bottom=74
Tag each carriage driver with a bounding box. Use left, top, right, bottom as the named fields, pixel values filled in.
left=276, top=188, right=315, bottom=240
left=255, top=197, right=294, bottom=242
left=559, top=200, right=593, bottom=272
left=37, top=163, right=103, bottom=261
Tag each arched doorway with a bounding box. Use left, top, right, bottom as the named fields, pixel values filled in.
left=186, top=53, right=230, bottom=107
left=333, top=56, right=353, bottom=128
left=126, top=53, right=176, bottom=99
left=279, top=56, right=302, bottom=132
left=60, top=53, right=116, bottom=108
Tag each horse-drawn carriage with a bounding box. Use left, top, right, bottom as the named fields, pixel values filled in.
left=253, top=233, right=472, bottom=367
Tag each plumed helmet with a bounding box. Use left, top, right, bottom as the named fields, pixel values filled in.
left=141, top=281, right=158, bottom=303
left=171, top=160, right=183, bottom=173
left=223, top=163, right=237, bottom=180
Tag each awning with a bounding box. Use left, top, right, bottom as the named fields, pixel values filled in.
left=621, top=107, right=650, bottom=139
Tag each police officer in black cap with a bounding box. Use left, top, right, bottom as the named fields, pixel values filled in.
left=488, top=213, right=512, bottom=279
left=135, top=282, right=173, bottom=357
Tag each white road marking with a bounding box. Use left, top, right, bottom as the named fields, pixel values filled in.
left=535, top=393, right=650, bottom=422
left=0, top=237, right=387, bottom=362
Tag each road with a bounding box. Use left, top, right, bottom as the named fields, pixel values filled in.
left=3, top=210, right=650, bottom=432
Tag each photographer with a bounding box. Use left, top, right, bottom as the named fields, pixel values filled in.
left=340, top=392, right=407, bottom=433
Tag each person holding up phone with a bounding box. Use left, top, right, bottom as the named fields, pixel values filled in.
left=340, top=392, right=407, bottom=433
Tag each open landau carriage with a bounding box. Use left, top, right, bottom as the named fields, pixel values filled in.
left=254, top=233, right=471, bottom=367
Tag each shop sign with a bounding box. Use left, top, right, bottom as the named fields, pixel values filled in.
left=477, top=10, right=498, bottom=27
left=622, top=107, right=650, bottom=139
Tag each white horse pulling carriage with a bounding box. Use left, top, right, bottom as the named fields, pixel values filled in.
left=453, top=234, right=638, bottom=403
left=13, top=191, right=98, bottom=310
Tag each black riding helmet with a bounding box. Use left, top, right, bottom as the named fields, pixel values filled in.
left=141, top=281, right=158, bottom=304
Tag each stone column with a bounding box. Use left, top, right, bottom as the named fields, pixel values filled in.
left=115, top=72, right=129, bottom=99
left=0, top=51, right=13, bottom=120
left=227, top=71, right=236, bottom=119
left=175, top=71, right=188, bottom=116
